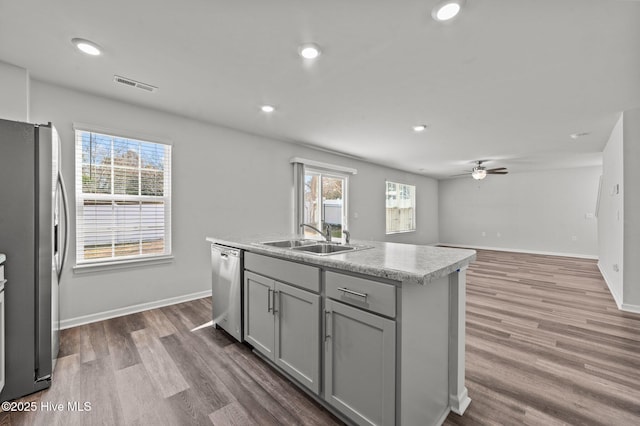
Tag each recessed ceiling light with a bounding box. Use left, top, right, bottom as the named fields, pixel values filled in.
left=413, top=124, right=428, bottom=132
left=432, top=0, right=465, bottom=22
left=299, top=43, right=321, bottom=59
left=71, top=38, right=101, bottom=56
left=570, top=132, right=590, bottom=139
left=261, top=105, right=275, bottom=113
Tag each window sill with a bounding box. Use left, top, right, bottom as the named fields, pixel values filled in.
left=386, top=230, right=416, bottom=235
left=73, top=255, right=174, bottom=274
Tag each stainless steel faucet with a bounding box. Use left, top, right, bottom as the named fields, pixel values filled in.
left=343, top=229, right=351, bottom=244
left=300, top=223, right=332, bottom=242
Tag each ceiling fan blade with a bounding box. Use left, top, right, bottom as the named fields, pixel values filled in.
left=487, top=170, right=508, bottom=174
left=450, top=172, right=471, bottom=177
left=486, top=167, right=507, bottom=172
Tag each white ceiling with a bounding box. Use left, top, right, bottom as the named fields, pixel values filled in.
left=1, top=0, right=639, bottom=178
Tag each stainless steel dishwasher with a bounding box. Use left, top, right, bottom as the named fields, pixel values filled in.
left=211, top=244, right=243, bottom=342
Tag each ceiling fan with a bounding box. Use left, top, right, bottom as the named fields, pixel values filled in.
left=454, top=160, right=508, bottom=180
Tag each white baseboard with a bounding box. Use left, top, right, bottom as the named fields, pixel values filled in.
left=60, top=289, right=212, bottom=330
left=597, top=262, right=623, bottom=310
left=621, top=303, right=640, bottom=314
left=596, top=263, right=640, bottom=314
left=450, top=387, right=471, bottom=415
left=438, top=243, right=599, bottom=260
left=594, top=263, right=640, bottom=314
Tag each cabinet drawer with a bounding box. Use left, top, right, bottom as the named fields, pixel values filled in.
left=325, top=271, right=396, bottom=318
left=245, top=252, right=320, bottom=293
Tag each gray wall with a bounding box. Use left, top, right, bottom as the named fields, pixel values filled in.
left=598, top=108, right=640, bottom=312
left=28, top=80, right=439, bottom=323
left=598, top=115, right=624, bottom=303
left=0, top=61, right=29, bottom=122
left=439, top=167, right=601, bottom=257
left=623, top=108, right=640, bottom=308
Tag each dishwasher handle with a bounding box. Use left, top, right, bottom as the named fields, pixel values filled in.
left=211, top=244, right=240, bottom=258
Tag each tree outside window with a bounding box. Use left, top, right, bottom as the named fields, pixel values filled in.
left=303, top=170, right=346, bottom=239
left=76, top=130, right=171, bottom=263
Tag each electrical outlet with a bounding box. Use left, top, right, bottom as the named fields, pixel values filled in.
left=496, top=232, right=501, bottom=238
left=353, top=212, right=359, bottom=219
left=585, top=213, right=594, bottom=219
left=613, top=264, right=619, bottom=272
left=572, top=236, right=577, bottom=241
left=481, top=231, right=486, bottom=237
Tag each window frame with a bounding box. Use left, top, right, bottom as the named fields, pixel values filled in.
left=303, top=167, right=349, bottom=238
left=385, top=180, right=416, bottom=234
left=73, top=125, right=172, bottom=269
left=292, top=158, right=355, bottom=239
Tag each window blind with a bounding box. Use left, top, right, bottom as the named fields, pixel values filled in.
left=75, top=129, right=172, bottom=264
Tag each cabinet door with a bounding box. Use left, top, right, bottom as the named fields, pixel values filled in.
left=324, top=299, right=396, bottom=426
left=244, top=271, right=275, bottom=360
left=274, top=281, right=321, bottom=394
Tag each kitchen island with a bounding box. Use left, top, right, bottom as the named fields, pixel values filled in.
left=206, top=235, right=475, bottom=426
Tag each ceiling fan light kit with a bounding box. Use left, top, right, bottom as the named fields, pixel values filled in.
left=472, top=168, right=487, bottom=180
left=454, top=160, right=509, bottom=180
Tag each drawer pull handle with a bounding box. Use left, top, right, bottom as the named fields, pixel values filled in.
left=272, top=290, right=279, bottom=314
left=267, top=288, right=272, bottom=313
left=337, top=287, right=368, bottom=301
left=324, top=310, right=331, bottom=341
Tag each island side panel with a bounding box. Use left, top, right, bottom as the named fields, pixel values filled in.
left=448, top=267, right=471, bottom=415
left=400, top=275, right=450, bottom=426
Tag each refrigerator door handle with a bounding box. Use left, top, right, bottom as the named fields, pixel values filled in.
left=57, top=171, right=70, bottom=280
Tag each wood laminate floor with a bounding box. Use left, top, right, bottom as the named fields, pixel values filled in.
left=1, top=249, right=639, bottom=425
left=443, top=249, right=640, bottom=426
left=0, top=299, right=342, bottom=426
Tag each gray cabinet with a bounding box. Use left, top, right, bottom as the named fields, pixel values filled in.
left=274, top=281, right=320, bottom=393
left=213, top=243, right=468, bottom=426
left=324, top=298, right=396, bottom=426
left=243, top=270, right=321, bottom=394
left=244, top=271, right=275, bottom=357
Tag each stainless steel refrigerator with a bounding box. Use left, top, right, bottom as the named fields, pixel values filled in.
left=0, top=118, right=69, bottom=402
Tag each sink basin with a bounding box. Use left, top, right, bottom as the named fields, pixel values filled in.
left=293, top=244, right=354, bottom=254
left=259, top=239, right=372, bottom=256
left=292, top=243, right=360, bottom=255
left=260, top=239, right=318, bottom=248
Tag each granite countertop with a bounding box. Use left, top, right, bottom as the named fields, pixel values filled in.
left=206, top=234, right=476, bottom=285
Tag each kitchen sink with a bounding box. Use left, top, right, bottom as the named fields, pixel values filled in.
left=259, top=239, right=372, bottom=256
left=292, top=243, right=374, bottom=255
left=260, top=239, right=318, bottom=248
left=292, top=244, right=356, bottom=254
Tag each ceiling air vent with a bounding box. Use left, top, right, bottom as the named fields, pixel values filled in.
left=113, top=75, right=158, bottom=93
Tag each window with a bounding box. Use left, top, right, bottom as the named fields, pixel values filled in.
left=386, top=181, right=416, bottom=234
left=292, top=158, right=356, bottom=240
left=303, top=169, right=347, bottom=239
left=75, top=128, right=171, bottom=265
